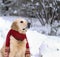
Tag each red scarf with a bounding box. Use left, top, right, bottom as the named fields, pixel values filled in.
left=6, top=29, right=29, bottom=48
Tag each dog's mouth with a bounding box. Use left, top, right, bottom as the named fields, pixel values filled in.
left=22, top=23, right=31, bottom=30
left=22, top=28, right=26, bottom=30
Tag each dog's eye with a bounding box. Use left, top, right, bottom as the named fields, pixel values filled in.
left=20, top=21, right=23, bottom=23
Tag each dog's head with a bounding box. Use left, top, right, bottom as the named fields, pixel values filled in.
left=11, top=18, right=31, bottom=34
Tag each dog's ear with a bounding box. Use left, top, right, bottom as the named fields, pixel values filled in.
left=11, top=21, right=19, bottom=31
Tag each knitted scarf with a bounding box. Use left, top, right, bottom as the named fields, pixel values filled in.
left=5, top=29, right=30, bottom=53
left=6, top=29, right=29, bottom=48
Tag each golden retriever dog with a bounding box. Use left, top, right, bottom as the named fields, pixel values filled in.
left=0, top=18, right=31, bottom=57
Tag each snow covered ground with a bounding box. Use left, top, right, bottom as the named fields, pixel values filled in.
left=27, top=30, right=60, bottom=57
left=0, top=17, right=60, bottom=57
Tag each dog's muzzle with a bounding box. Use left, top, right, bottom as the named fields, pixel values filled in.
left=27, top=22, right=31, bottom=28
left=22, top=22, right=31, bottom=30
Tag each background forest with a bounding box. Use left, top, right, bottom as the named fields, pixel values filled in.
left=0, top=0, right=60, bottom=36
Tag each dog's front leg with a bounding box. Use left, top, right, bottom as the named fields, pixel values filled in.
left=9, top=49, right=17, bottom=57
left=9, top=52, right=15, bottom=57
left=9, top=47, right=17, bottom=57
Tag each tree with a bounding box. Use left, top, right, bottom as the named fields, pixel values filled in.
left=0, top=0, right=60, bottom=25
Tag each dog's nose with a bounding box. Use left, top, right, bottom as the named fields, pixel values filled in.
left=28, top=22, right=31, bottom=28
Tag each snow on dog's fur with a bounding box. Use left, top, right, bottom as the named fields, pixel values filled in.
left=0, top=18, right=30, bottom=57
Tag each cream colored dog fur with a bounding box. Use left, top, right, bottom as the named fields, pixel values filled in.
left=0, top=18, right=29, bottom=57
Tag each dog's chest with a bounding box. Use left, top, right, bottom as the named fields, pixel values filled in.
left=9, top=36, right=26, bottom=57
left=10, top=36, right=26, bottom=46
left=10, top=35, right=26, bottom=50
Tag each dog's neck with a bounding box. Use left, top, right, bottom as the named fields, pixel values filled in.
left=6, top=29, right=26, bottom=47
left=12, top=28, right=27, bottom=34
left=18, top=29, right=27, bottom=34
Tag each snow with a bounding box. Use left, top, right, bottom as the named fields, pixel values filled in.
left=27, top=30, right=60, bottom=57
left=35, top=2, right=39, bottom=6
left=31, top=0, right=34, bottom=2
left=0, top=0, right=2, bottom=3
left=13, top=10, right=18, bottom=14
left=57, top=0, right=60, bottom=1
left=0, top=17, right=60, bottom=57
left=50, top=4, right=52, bottom=7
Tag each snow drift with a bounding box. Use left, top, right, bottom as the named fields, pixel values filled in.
left=0, top=17, right=60, bottom=57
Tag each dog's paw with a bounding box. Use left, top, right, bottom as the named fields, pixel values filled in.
left=4, top=52, right=9, bottom=57
left=0, top=51, right=2, bottom=57
left=25, top=54, right=30, bottom=57
left=4, top=47, right=10, bottom=57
